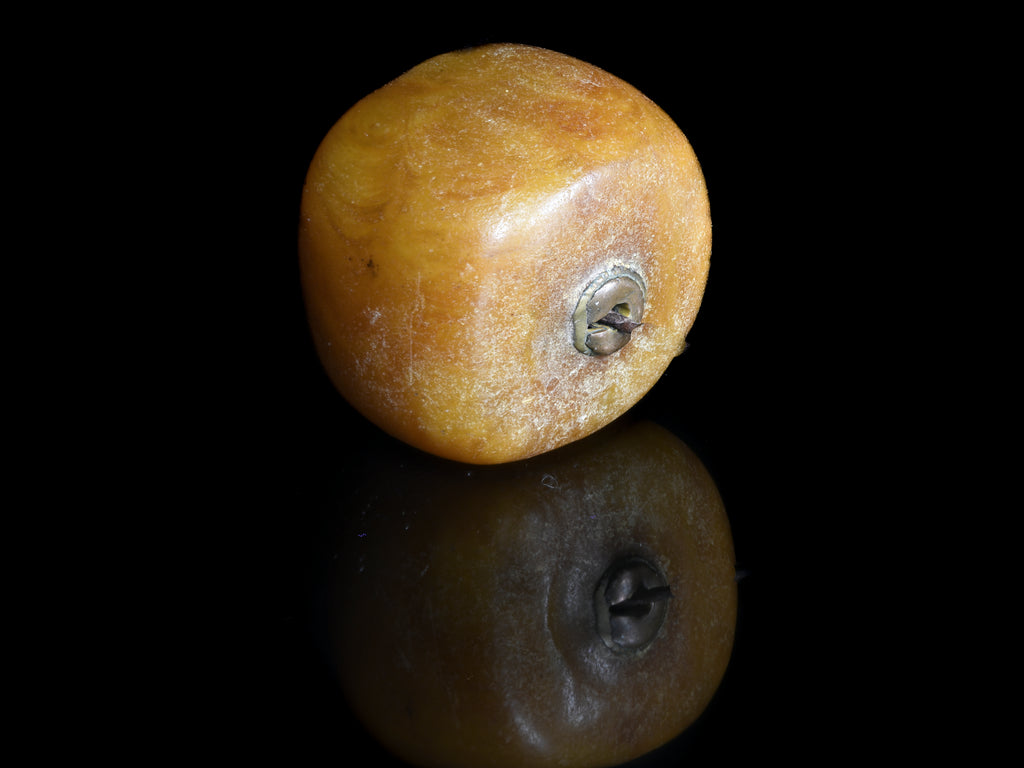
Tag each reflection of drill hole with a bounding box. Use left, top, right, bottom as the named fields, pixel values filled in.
left=595, top=556, right=671, bottom=655
left=613, top=302, right=632, bottom=317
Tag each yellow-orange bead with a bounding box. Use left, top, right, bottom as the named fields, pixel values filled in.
left=300, top=44, right=711, bottom=463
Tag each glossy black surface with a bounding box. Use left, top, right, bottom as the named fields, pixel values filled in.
left=186, top=17, right=906, bottom=766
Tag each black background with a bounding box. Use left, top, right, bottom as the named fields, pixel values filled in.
left=169, top=12, right=962, bottom=765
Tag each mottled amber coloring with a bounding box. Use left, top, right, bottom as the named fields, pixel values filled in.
left=300, top=44, right=711, bottom=463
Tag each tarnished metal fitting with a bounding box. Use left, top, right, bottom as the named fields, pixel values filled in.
left=595, top=556, right=672, bottom=655
left=573, top=268, right=646, bottom=356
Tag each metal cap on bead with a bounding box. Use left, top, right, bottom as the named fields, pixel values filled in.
left=573, top=268, right=646, bottom=356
